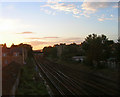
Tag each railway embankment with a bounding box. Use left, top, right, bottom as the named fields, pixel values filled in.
left=16, top=58, right=48, bottom=95
left=2, top=61, right=21, bottom=96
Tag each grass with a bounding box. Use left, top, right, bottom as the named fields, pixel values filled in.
left=16, top=57, right=48, bottom=95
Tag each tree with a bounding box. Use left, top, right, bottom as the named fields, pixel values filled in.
left=118, top=36, right=120, bottom=43
left=61, top=43, right=79, bottom=60
left=82, top=34, right=110, bottom=66
left=43, top=46, right=57, bottom=58
left=113, top=43, right=120, bottom=62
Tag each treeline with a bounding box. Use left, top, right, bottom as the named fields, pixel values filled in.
left=43, top=34, right=120, bottom=66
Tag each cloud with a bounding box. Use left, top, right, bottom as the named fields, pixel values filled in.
left=26, top=37, right=83, bottom=45
left=40, top=8, right=53, bottom=14
left=25, top=37, right=84, bottom=49
left=81, top=2, right=115, bottom=14
left=98, top=17, right=115, bottom=21
left=113, top=5, right=118, bottom=8
left=51, top=37, right=84, bottom=44
left=98, top=14, right=115, bottom=21
left=25, top=40, right=54, bottom=50
left=43, top=37, right=60, bottom=38
left=25, top=36, right=60, bottom=39
left=25, top=37, right=42, bottom=39
left=17, top=32, right=34, bottom=34
left=73, top=15, right=80, bottom=18
left=85, top=0, right=118, bottom=1
left=62, top=37, right=84, bottom=43
left=0, top=0, right=119, bottom=2
left=112, top=3, right=120, bottom=8
left=41, top=2, right=117, bottom=19
left=27, top=41, right=49, bottom=46
left=41, top=2, right=82, bottom=17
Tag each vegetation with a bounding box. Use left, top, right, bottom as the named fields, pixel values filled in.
left=82, top=34, right=113, bottom=65
left=61, top=43, right=83, bottom=60
left=43, top=46, right=57, bottom=58
left=43, top=34, right=120, bottom=68
left=16, top=58, right=48, bottom=95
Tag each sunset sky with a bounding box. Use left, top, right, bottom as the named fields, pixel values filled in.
left=0, top=1, right=119, bottom=50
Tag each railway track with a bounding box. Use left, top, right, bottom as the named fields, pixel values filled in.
left=41, top=63, right=88, bottom=95
left=34, top=55, right=119, bottom=96
left=41, top=61, right=119, bottom=95
left=34, top=56, right=77, bottom=96
left=59, top=64, right=119, bottom=94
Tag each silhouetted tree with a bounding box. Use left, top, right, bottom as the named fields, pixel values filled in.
left=43, top=46, right=57, bottom=58
left=82, top=34, right=111, bottom=66
left=113, top=43, right=120, bottom=62
left=118, top=37, right=120, bottom=43
left=61, top=43, right=79, bottom=60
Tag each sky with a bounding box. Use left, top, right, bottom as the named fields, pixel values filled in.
left=0, top=1, right=119, bottom=50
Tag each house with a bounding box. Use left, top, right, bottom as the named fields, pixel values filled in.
left=2, top=43, right=32, bottom=95
left=2, top=46, right=23, bottom=67
left=2, top=43, right=32, bottom=67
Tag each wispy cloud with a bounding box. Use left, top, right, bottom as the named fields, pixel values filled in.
left=25, top=37, right=42, bottom=39
left=25, top=36, right=60, bottom=39
left=60, top=37, right=84, bottom=43
left=27, top=41, right=49, bottom=46
left=81, top=2, right=116, bottom=14
left=112, top=4, right=120, bottom=8
left=41, top=2, right=82, bottom=18
left=43, top=37, right=60, bottom=38
left=40, top=8, right=56, bottom=15
left=17, top=32, right=34, bottom=34
left=98, top=14, right=116, bottom=21
left=25, top=40, right=54, bottom=50
left=26, top=37, right=83, bottom=46
left=98, top=17, right=114, bottom=21
left=25, top=37, right=85, bottom=50
left=41, top=2, right=117, bottom=20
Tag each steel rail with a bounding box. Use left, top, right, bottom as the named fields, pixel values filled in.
left=34, top=56, right=66, bottom=96
left=34, top=55, right=119, bottom=95
left=40, top=64, right=76, bottom=96
left=42, top=61, right=119, bottom=95
left=42, top=62, right=89, bottom=95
